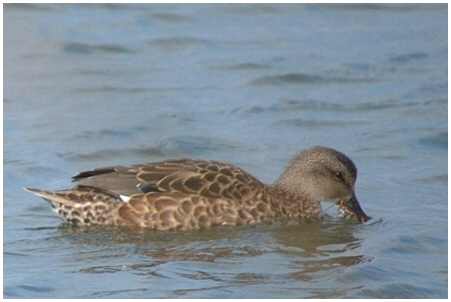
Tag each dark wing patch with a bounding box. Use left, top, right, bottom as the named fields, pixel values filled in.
left=72, top=165, right=144, bottom=196
left=136, top=181, right=160, bottom=193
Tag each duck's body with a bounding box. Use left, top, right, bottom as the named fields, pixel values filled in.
left=24, top=147, right=370, bottom=230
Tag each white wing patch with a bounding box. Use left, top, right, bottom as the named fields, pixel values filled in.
left=119, top=195, right=130, bottom=202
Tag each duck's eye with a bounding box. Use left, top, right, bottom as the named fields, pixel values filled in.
left=335, top=171, right=345, bottom=181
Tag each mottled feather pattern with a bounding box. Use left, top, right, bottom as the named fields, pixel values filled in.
left=111, top=160, right=280, bottom=230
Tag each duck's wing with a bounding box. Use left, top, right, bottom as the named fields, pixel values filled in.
left=72, top=159, right=265, bottom=201
left=72, top=164, right=144, bottom=196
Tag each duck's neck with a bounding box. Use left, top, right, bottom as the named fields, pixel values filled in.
left=266, top=185, right=322, bottom=220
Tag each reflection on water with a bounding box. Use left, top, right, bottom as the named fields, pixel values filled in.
left=54, top=220, right=371, bottom=297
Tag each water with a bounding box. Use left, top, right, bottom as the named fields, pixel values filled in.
left=4, top=4, right=447, bottom=298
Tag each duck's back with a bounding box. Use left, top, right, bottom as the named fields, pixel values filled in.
left=74, top=159, right=265, bottom=199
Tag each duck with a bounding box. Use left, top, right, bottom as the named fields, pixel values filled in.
left=24, top=146, right=370, bottom=230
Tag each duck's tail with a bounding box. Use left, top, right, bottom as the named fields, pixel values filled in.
left=23, top=186, right=122, bottom=226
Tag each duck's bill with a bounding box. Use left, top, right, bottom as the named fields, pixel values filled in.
left=338, top=194, right=371, bottom=223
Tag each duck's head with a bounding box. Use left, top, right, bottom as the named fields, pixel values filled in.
left=275, top=146, right=370, bottom=223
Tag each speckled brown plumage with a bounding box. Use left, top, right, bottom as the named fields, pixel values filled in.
left=24, top=146, right=370, bottom=230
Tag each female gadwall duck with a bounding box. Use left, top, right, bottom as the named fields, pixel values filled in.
left=24, top=146, right=370, bottom=230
